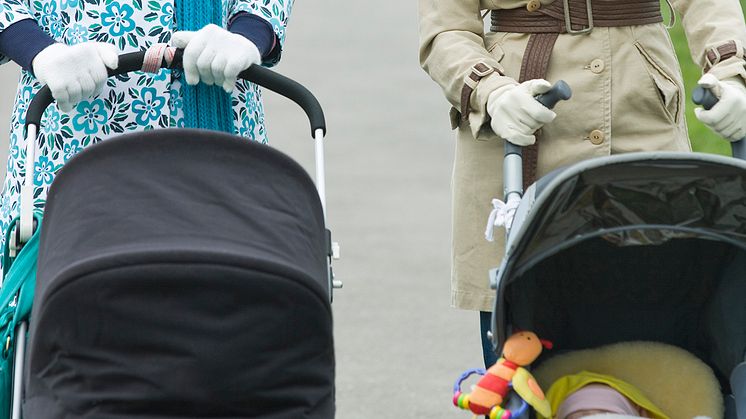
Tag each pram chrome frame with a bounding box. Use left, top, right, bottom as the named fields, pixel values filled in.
left=7, top=48, right=340, bottom=419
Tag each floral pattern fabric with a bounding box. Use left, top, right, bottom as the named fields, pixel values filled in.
left=0, top=0, right=293, bottom=256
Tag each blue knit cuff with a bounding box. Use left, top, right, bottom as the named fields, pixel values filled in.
left=227, top=13, right=279, bottom=61
left=0, top=19, right=56, bottom=74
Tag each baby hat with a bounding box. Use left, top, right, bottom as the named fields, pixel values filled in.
left=556, top=384, right=647, bottom=419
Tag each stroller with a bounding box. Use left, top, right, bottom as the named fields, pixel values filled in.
left=487, top=84, right=746, bottom=418
left=0, top=48, right=340, bottom=418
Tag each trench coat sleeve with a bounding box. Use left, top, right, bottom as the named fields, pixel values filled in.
left=419, top=0, right=518, bottom=139
left=672, top=0, right=746, bottom=83
left=0, top=0, right=37, bottom=66
left=230, top=0, right=293, bottom=67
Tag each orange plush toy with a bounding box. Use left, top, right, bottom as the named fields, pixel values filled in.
left=453, top=331, right=553, bottom=419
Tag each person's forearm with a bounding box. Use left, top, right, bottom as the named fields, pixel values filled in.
left=671, top=0, right=746, bottom=81
left=228, top=12, right=279, bottom=61
left=0, top=18, right=55, bottom=74
left=419, top=0, right=516, bottom=138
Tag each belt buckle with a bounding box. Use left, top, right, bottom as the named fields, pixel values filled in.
left=563, top=0, right=593, bottom=35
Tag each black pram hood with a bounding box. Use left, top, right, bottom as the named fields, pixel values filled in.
left=35, top=129, right=328, bottom=294
left=25, top=129, right=334, bottom=418
left=493, top=152, right=746, bottom=387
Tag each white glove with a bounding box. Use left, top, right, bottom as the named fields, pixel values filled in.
left=32, top=42, right=119, bottom=112
left=694, top=74, right=746, bottom=142
left=171, top=24, right=262, bottom=93
left=487, top=79, right=557, bottom=146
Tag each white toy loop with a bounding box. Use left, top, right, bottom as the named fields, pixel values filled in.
left=485, top=198, right=520, bottom=242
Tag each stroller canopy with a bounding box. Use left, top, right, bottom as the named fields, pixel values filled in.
left=494, top=152, right=746, bottom=383
left=25, top=129, right=334, bottom=418
left=36, top=129, right=328, bottom=292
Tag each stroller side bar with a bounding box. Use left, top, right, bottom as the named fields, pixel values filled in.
left=315, top=128, right=342, bottom=294
left=314, top=129, right=328, bottom=217
left=501, top=81, right=571, bottom=236
left=733, top=362, right=746, bottom=419
left=503, top=142, right=523, bottom=203
left=19, top=125, right=37, bottom=246
left=502, top=81, right=571, bottom=202
left=7, top=121, right=36, bottom=419
left=11, top=321, right=26, bottom=419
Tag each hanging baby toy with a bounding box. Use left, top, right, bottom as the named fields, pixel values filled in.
left=453, top=331, right=552, bottom=419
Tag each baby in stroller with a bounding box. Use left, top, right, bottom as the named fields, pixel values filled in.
left=455, top=332, right=723, bottom=419
left=536, top=341, right=723, bottom=419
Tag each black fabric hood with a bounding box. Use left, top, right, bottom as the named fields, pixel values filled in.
left=25, top=129, right=334, bottom=418
left=35, top=129, right=328, bottom=300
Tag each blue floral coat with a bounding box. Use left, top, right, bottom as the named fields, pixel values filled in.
left=0, top=0, right=293, bottom=253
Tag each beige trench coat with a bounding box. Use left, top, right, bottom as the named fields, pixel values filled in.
left=419, top=0, right=746, bottom=311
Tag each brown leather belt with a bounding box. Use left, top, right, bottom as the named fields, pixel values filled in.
left=490, top=0, right=663, bottom=189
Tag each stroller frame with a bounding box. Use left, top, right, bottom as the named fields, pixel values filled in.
left=486, top=83, right=746, bottom=418
left=4, top=47, right=341, bottom=418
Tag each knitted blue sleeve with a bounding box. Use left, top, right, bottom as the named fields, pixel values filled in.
left=0, top=19, right=56, bottom=74
left=227, top=12, right=280, bottom=63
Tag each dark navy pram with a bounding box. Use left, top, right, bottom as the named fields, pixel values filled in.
left=488, top=84, right=746, bottom=418
left=3, top=49, right=339, bottom=418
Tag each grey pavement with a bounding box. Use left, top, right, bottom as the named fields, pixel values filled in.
left=0, top=1, right=485, bottom=417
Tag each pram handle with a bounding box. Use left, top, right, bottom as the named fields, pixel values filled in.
left=25, top=49, right=327, bottom=138
left=503, top=80, right=572, bottom=159
left=505, top=80, right=572, bottom=157
left=502, top=81, right=571, bottom=209
left=692, top=86, right=746, bottom=160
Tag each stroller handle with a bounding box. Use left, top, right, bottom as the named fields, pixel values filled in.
left=24, top=48, right=327, bottom=138
left=503, top=80, right=572, bottom=158
left=692, top=86, right=746, bottom=160
left=502, top=81, right=572, bottom=207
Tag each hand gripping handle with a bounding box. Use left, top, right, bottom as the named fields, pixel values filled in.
left=24, top=48, right=326, bottom=138
left=692, top=85, right=746, bottom=160
left=503, top=80, right=572, bottom=158
left=502, top=80, right=572, bottom=211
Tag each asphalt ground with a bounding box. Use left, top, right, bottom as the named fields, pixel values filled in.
left=0, top=1, right=485, bottom=417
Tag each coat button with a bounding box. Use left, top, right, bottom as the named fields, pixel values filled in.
left=526, top=0, right=541, bottom=11
left=590, top=58, right=605, bottom=74
left=589, top=130, right=605, bottom=144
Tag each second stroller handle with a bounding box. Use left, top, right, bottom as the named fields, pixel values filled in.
left=692, top=86, right=746, bottom=160
left=503, top=80, right=572, bottom=158
left=25, top=49, right=326, bottom=138
left=503, top=81, right=572, bottom=201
